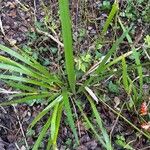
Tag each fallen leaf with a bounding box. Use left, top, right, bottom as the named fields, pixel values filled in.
left=141, top=122, right=150, bottom=132
left=114, top=97, right=120, bottom=109
left=140, top=102, right=148, bottom=116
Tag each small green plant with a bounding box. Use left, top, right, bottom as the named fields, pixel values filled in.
left=75, top=53, right=91, bottom=72
left=115, top=135, right=134, bottom=150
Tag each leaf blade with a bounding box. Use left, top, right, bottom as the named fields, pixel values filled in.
left=59, top=0, right=76, bottom=92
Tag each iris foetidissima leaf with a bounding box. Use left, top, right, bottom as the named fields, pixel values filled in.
left=0, top=75, right=56, bottom=91
left=51, top=102, right=63, bottom=147
left=101, top=0, right=119, bottom=37
left=75, top=101, right=107, bottom=148
left=4, top=81, right=38, bottom=92
left=118, top=18, right=143, bottom=97
left=29, top=95, right=63, bottom=129
left=122, top=57, right=129, bottom=93
left=85, top=93, right=113, bottom=150
left=32, top=116, right=51, bottom=150
left=0, top=93, right=51, bottom=106
left=62, top=90, right=79, bottom=145
left=0, top=44, right=50, bottom=77
left=59, top=0, right=76, bottom=93
left=0, top=45, right=62, bottom=85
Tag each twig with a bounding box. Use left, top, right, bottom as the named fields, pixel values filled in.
left=15, top=143, right=20, bottom=150
left=110, top=103, right=125, bottom=141
left=144, top=49, right=150, bottom=60
left=13, top=105, right=29, bottom=149
left=0, top=16, right=5, bottom=35
left=0, top=88, right=21, bottom=94
left=33, top=0, right=64, bottom=47
left=71, top=97, right=81, bottom=138
left=36, top=28, right=64, bottom=47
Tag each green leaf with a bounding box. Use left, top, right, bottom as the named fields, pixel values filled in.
left=0, top=63, right=59, bottom=85
left=108, top=81, right=119, bottom=93
left=0, top=75, right=55, bottom=90
left=96, top=29, right=129, bottom=75
left=62, top=90, right=79, bottom=144
left=0, top=44, right=61, bottom=84
left=59, top=0, right=76, bottom=92
left=85, top=94, right=113, bottom=150
left=32, top=117, right=51, bottom=150
left=76, top=101, right=106, bottom=148
left=101, top=1, right=119, bottom=37
left=4, top=81, right=38, bottom=92
left=51, top=103, right=59, bottom=142
left=122, top=57, right=129, bottom=93
left=46, top=103, right=64, bottom=150
left=118, top=18, right=143, bottom=97
left=52, top=102, right=63, bottom=146
left=0, top=93, right=51, bottom=106
left=29, top=95, right=63, bottom=129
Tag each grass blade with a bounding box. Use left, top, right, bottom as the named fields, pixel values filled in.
left=0, top=93, right=51, bottom=106
left=101, top=0, right=119, bottom=37
left=96, top=29, right=130, bottom=74
left=62, top=90, right=79, bottom=144
left=76, top=101, right=106, bottom=148
left=118, top=18, right=143, bottom=97
left=52, top=102, right=63, bottom=146
left=59, top=0, right=76, bottom=92
left=0, top=55, right=61, bottom=84
left=122, top=57, right=129, bottom=93
left=29, top=95, right=63, bottom=129
left=85, top=93, right=113, bottom=150
left=50, top=103, right=59, bottom=149
left=0, top=45, right=61, bottom=83
left=0, top=63, right=59, bottom=85
left=32, top=117, right=51, bottom=150
left=4, top=81, right=38, bottom=92
left=46, top=102, right=63, bottom=150
left=0, top=75, right=56, bottom=90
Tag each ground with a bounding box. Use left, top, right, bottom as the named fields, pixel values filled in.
left=0, top=0, right=150, bottom=150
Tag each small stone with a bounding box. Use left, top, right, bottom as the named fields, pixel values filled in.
left=8, top=38, right=17, bottom=46
left=20, top=145, right=26, bottom=150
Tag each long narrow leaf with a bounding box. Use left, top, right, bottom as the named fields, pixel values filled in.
left=46, top=104, right=63, bottom=150
left=101, top=1, right=119, bottom=37
left=122, top=57, right=129, bottom=93
left=118, top=18, right=143, bottom=97
left=4, top=81, right=38, bottom=92
left=52, top=102, right=63, bottom=146
left=0, top=56, right=61, bottom=84
left=0, top=44, right=60, bottom=82
left=0, top=75, right=56, bottom=90
left=96, top=29, right=130, bottom=74
left=76, top=101, right=106, bottom=148
left=51, top=103, right=59, bottom=149
left=0, top=63, right=59, bottom=85
left=85, top=93, right=113, bottom=150
left=0, top=93, right=51, bottom=106
left=62, top=90, right=79, bottom=144
left=32, top=117, right=51, bottom=150
left=59, top=0, right=76, bottom=92
left=29, top=95, right=63, bottom=129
